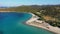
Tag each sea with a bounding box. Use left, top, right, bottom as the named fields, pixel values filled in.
left=0, top=12, right=54, bottom=34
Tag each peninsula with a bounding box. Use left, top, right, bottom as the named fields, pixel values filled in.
left=26, top=13, right=60, bottom=34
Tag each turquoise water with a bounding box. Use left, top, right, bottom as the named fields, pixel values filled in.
left=0, top=12, right=54, bottom=34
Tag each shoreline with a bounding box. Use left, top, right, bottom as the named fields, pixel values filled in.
left=0, top=11, right=15, bottom=12
left=25, top=22, right=56, bottom=34
left=0, top=11, right=60, bottom=34
left=26, top=13, right=60, bottom=34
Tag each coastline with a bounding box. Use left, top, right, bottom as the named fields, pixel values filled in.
left=26, top=13, right=60, bottom=34
left=0, top=11, right=60, bottom=34
left=0, top=11, right=15, bottom=12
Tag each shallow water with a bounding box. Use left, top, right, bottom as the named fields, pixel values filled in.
left=0, top=12, right=54, bottom=34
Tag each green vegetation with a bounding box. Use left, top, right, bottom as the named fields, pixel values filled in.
left=0, top=5, right=60, bottom=27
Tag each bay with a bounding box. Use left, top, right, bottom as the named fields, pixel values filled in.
left=0, top=12, right=54, bottom=34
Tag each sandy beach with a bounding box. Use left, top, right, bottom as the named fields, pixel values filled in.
left=26, top=13, right=60, bottom=34
left=0, top=11, right=15, bottom=12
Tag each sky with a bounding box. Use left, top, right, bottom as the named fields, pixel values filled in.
left=0, top=0, right=60, bottom=7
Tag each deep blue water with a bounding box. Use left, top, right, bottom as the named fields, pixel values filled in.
left=0, top=12, right=54, bottom=34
